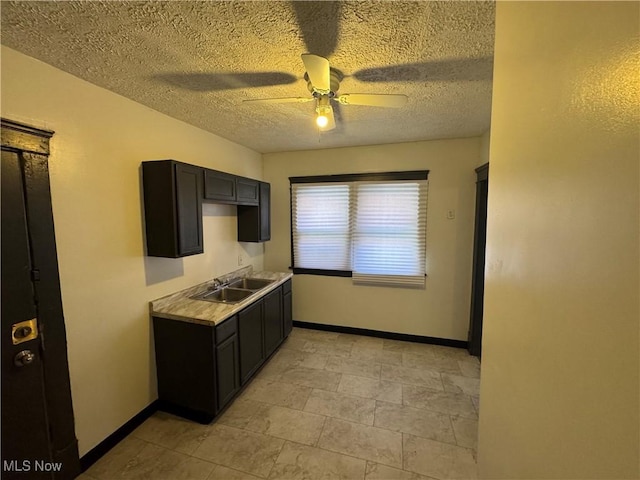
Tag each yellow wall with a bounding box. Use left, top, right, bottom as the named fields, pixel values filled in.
left=479, top=2, right=639, bottom=478
left=1, top=46, right=264, bottom=455
left=263, top=138, right=481, bottom=340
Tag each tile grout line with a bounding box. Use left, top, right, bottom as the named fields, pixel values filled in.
left=311, top=416, right=405, bottom=469
left=264, top=438, right=289, bottom=480
left=448, top=413, right=460, bottom=448
left=314, top=415, right=329, bottom=447
left=400, top=432, right=405, bottom=472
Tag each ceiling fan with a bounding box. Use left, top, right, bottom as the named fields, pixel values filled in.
left=242, top=54, right=408, bottom=131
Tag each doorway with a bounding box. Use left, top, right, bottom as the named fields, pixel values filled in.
left=1, top=119, right=80, bottom=479
left=468, top=163, right=488, bottom=357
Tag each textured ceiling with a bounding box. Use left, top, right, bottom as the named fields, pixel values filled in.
left=1, top=1, right=495, bottom=153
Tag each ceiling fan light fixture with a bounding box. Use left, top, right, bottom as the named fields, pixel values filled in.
left=316, top=113, right=329, bottom=128
left=315, top=95, right=332, bottom=129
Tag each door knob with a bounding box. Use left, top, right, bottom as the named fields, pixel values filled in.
left=14, top=350, right=35, bottom=367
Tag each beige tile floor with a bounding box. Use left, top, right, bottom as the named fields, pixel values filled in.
left=81, top=327, right=481, bottom=480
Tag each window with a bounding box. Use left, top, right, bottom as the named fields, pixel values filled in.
left=290, top=171, right=429, bottom=287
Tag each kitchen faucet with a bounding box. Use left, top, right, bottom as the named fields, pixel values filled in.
left=211, top=277, right=228, bottom=290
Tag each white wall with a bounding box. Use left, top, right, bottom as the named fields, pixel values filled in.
left=264, top=138, right=481, bottom=340
left=1, top=46, right=264, bottom=455
left=479, top=2, right=639, bottom=478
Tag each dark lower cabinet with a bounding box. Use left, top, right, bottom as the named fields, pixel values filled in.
left=153, top=280, right=292, bottom=424
left=283, top=280, right=293, bottom=338
left=153, top=317, right=217, bottom=423
left=238, top=301, right=264, bottom=385
left=263, top=288, right=283, bottom=358
left=215, top=333, right=240, bottom=411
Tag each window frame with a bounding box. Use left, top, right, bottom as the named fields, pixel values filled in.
left=289, top=170, right=429, bottom=277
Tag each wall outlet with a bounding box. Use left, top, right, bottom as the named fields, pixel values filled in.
left=238, top=254, right=243, bottom=266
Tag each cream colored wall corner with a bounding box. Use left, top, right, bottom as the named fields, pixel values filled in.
left=0, top=46, right=264, bottom=456
left=479, top=129, right=490, bottom=167
left=479, top=2, right=639, bottom=478
left=263, top=138, right=481, bottom=340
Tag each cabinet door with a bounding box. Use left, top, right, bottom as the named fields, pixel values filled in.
left=153, top=317, right=217, bottom=423
left=283, top=288, right=293, bottom=338
left=175, top=163, right=204, bottom=256
left=263, top=287, right=283, bottom=357
left=216, top=334, right=240, bottom=412
left=238, top=301, right=264, bottom=384
left=259, top=182, right=271, bottom=241
left=204, top=169, right=236, bottom=203
left=236, top=178, right=259, bottom=206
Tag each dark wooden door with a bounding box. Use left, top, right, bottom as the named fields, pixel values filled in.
left=263, top=288, right=283, bottom=357
left=1, top=150, right=53, bottom=479
left=238, top=301, right=264, bottom=385
left=468, top=163, right=489, bottom=357
left=1, top=120, right=79, bottom=480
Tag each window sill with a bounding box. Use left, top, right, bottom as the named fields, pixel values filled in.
left=290, top=268, right=352, bottom=278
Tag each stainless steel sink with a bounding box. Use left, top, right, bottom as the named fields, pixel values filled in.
left=191, top=287, right=254, bottom=304
left=228, top=278, right=274, bottom=290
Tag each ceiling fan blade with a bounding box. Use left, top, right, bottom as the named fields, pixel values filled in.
left=243, top=97, right=313, bottom=105
left=301, top=54, right=331, bottom=94
left=336, top=94, right=408, bottom=108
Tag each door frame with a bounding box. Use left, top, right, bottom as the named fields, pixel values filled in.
left=1, top=118, right=80, bottom=479
left=468, top=162, right=489, bottom=358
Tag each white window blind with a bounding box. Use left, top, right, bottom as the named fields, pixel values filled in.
left=291, top=183, right=351, bottom=270
left=352, top=181, right=428, bottom=287
left=291, top=173, right=428, bottom=288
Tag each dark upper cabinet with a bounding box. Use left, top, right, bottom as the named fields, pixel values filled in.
left=238, top=182, right=271, bottom=242
left=236, top=178, right=259, bottom=206
left=282, top=280, right=293, bottom=338
left=204, top=169, right=237, bottom=203
left=204, top=171, right=259, bottom=207
left=238, top=301, right=264, bottom=385
left=143, top=160, right=270, bottom=255
left=142, top=160, right=203, bottom=258
left=263, top=287, right=283, bottom=357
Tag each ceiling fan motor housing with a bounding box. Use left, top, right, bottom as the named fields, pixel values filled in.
left=306, top=69, right=342, bottom=97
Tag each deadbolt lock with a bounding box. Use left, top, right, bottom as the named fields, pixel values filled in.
left=11, top=318, right=38, bottom=345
